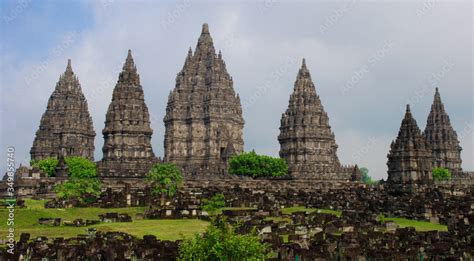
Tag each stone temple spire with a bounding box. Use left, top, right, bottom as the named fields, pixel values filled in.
left=278, top=59, right=341, bottom=179
left=387, top=105, right=433, bottom=183
left=164, top=23, right=244, bottom=175
left=31, top=59, right=95, bottom=161
left=98, top=50, right=157, bottom=177
left=424, top=88, right=462, bottom=174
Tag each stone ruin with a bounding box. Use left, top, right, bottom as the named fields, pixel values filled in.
left=3, top=184, right=473, bottom=259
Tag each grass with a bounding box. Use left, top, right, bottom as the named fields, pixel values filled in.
left=264, top=216, right=292, bottom=223
left=0, top=199, right=208, bottom=241
left=280, top=206, right=342, bottom=217
left=208, top=207, right=257, bottom=216
left=378, top=216, right=448, bottom=232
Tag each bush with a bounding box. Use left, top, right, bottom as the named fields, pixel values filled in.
left=64, top=156, right=97, bottom=178
left=31, top=158, right=59, bottom=177
left=432, top=167, right=451, bottom=181
left=360, top=167, right=376, bottom=185
left=54, top=157, right=101, bottom=202
left=179, top=217, right=268, bottom=260
left=146, top=163, right=183, bottom=205
left=55, top=178, right=101, bottom=200
left=202, top=193, right=225, bottom=212
left=229, top=151, right=288, bottom=178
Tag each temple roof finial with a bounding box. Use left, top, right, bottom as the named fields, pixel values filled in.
left=65, top=59, right=73, bottom=76
left=202, top=23, right=209, bottom=34
left=119, top=49, right=139, bottom=85
left=406, top=104, right=411, bottom=113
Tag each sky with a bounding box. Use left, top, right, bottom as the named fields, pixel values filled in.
left=0, top=0, right=472, bottom=180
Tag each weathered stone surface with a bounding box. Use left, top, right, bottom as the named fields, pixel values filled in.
left=163, top=23, right=244, bottom=175
left=30, top=59, right=95, bottom=161
left=278, top=59, right=344, bottom=179
left=387, top=105, right=433, bottom=183
left=98, top=50, right=157, bottom=177
left=424, top=88, right=462, bottom=174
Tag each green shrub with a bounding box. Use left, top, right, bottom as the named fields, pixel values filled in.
left=360, top=167, right=376, bottom=185
left=31, top=158, right=59, bottom=177
left=202, top=193, right=225, bottom=212
left=54, top=157, right=101, bottom=202
left=432, top=167, right=451, bottom=181
left=146, top=163, right=183, bottom=205
left=179, top=217, right=268, bottom=260
left=64, top=156, right=97, bottom=178
left=229, top=151, right=288, bottom=178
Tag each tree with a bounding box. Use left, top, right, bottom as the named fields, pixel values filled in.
left=31, top=158, right=59, bottom=177
left=64, top=156, right=96, bottom=178
left=360, top=167, right=375, bottom=185
left=55, top=178, right=101, bottom=201
left=202, top=193, right=225, bottom=213
left=229, top=151, right=288, bottom=178
left=54, top=157, right=101, bottom=202
left=179, top=217, right=268, bottom=260
left=432, top=167, right=451, bottom=181
left=145, top=163, right=183, bottom=206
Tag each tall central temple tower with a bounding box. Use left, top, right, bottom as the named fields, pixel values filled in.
left=164, top=23, right=244, bottom=174
left=278, top=59, right=341, bottom=179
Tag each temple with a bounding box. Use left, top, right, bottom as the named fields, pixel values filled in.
left=30, top=59, right=95, bottom=161
left=163, top=23, right=244, bottom=175
left=15, top=24, right=473, bottom=194
left=278, top=59, right=352, bottom=180
left=387, top=105, right=433, bottom=183
left=97, top=50, right=157, bottom=177
left=423, top=88, right=462, bottom=174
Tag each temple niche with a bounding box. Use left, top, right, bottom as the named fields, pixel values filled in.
left=98, top=50, right=157, bottom=178
left=163, top=23, right=244, bottom=175
left=30, top=59, right=95, bottom=162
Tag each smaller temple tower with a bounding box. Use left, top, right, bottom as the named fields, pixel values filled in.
left=424, top=88, right=462, bottom=174
left=98, top=50, right=157, bottom=177
left=30, top=59, right=95, bottom=161
left=387, top=105, right=433, bottom=183
left=278, top=59, right=341, bottom=179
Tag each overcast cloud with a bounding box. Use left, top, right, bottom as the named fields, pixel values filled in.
left=1, top=0, right=472, bottom=180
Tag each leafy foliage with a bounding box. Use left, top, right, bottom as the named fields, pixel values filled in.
left=54, top=157, right=101, bottom=201
left=432, top=167, right=452, bottom=181
left=55, top=178, right=101, bottom=200
left=178, top=217, right=268, bottom=260
left=31, top=158, right=59, bottom=177
left=229, top=151, right=288, bottom=178
left=64, top=156, right=97, bottom=178
left=146, top=163, right=183, bottom=198
left=360, top=167, right=376, bottom=185
left=202, top=193, right=226, bottom=212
